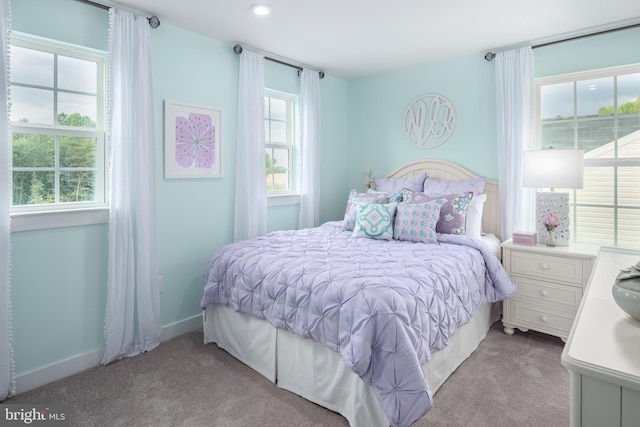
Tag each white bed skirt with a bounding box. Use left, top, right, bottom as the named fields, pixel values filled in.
left=203, top=302, right=500, bottom=426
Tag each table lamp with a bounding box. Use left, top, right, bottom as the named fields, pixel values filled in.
left=523, top=148, right=584, bottom=246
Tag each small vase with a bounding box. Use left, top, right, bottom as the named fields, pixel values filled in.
left=546, top=228, right=557, bottom=247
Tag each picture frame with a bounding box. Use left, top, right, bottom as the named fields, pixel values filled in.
left=164, top=100, right=222, bottom=179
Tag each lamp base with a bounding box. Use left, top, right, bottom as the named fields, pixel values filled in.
left=536, top=192, right=570, bottom=246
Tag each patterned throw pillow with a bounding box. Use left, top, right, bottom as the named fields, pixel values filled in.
left=366, top=189, right=406, bottom=203
left=403, top=191, right=473, bottom=235
left=393, top=200, right=445, bottom=244
left=352, top=202, right=397, bottom=240
left=343, top=190, right=390, bottom=231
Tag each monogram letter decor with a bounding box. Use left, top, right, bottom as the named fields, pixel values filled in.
left=403, top=94, right=456, bottom=149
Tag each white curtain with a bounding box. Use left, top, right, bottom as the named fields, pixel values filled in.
left=298, top=69, right=321, bottom=229
left=0, top=0, right=14, bottom=401
left=102, top=8, right=160, bottom=365
left=234, top=51, right=266, bottom=242
left=495, top=47, right=535, bottom=240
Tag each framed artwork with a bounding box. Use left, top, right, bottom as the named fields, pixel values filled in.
left=164, top=100, right=222, bottom=179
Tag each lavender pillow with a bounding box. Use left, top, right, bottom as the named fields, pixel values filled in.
left=343, top=190, right=390, bottom=231
left=423, top=176, right=486, bottom=196
left=404, top=191, right=473, bottom=235
left=374, top=173, right=427, bottom=193
left=393, top=200, right=445, bottom=244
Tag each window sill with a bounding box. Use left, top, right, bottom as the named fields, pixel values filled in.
left=11, top=207, right=109, bottom=232
left=268, top=194, right=301, bottom=207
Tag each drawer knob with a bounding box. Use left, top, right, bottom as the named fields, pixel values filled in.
left=540, top=315, right=548, bottom=323
left=541, top=290, right=549, bottom=297
left=540, top=263, right=550, bottom=271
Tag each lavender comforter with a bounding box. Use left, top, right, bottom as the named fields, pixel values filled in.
left=201, top=221, right=514, bottom=427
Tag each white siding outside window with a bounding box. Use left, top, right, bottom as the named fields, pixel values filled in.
left=535, top=65, right=640, bottom=250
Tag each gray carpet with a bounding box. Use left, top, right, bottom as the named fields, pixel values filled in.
left=6, top=322, right=568, bottom=426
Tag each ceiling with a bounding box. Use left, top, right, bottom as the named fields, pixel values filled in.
left=112, top=0, right=640, bottom=80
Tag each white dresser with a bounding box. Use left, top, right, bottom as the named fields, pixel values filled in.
left=501, top=239, right=600, bottom=340
left=562, top=251, right=640, bottom=427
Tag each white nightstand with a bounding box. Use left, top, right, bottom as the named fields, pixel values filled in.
left=501, top=239, right=600, bottom=340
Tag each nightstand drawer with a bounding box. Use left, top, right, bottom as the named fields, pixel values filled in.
left=508, top=301, right=576, bottom=337
left=510, top=251, right=584, bottom=285
left=512, top=277, right=582, bottom=310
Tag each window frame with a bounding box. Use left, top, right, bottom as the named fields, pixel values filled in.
left=534, top=64, right=640, bottom=250
left=9, top=32, right=108, bottom=231
left=264, top=89, right=300, bottom=205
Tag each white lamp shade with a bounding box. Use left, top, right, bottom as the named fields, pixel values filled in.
left=523, top=149, right=584, bottom=189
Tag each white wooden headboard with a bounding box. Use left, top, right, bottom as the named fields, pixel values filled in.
left=364, top=159, right=502, bottom=240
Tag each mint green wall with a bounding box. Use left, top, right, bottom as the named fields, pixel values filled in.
left=345, top=27, right=640, bottom=194
left=534, top=27, right=640, bottom=78
left=10, top=0, right=349, bottom=376
left=11, top=226, right=108, bottom=372
left=347, top=54, right=498, bottom=193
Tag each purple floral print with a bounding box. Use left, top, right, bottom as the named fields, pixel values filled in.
left=175, top=113, right=215, bottom=168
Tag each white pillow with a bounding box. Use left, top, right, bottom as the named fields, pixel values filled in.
left=464, top=194, right=487, bottom=238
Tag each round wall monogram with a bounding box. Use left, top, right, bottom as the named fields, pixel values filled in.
left=403, top=94, right=456, bottom=149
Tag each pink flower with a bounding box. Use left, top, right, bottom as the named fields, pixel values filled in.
left=543, top=213, right=560, bottom=230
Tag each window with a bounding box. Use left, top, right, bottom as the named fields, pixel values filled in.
left=264, top=90, right=298, bottom=196
left=535, top=65, right=640, bottom=250
left=9, top=34, right=107, bottom=220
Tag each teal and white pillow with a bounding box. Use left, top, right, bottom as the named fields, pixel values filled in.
left=393, top=200, right=445, bottom=244
left=352, top=202, right=397, bottom=240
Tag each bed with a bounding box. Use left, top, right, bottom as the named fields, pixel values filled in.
left=201, top=159, right=514, bottom=427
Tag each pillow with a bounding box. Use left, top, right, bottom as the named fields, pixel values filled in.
left=373, top=173, right=427, bottom=193
left=403, top=191, right=473, bottom=235
left=464, top=193, right=487, bottom=238
left=343, top=190, right=390, bottom=231
left=366, top=189, right=406, bottom=203
left=393, top=200, right=445, bottom=244
left=423, top=176, right=486, bottom=196
left=352, top=202, right=397, bottom=240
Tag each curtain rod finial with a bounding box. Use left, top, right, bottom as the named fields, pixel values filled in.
left=147, top=15, right=160, bottom=28
left=484, top=52, right=496, bottom=61
left=233, top=44, right=243, bottom=55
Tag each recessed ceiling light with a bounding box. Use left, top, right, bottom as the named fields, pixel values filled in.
left=251, top=4, right=271, bottom=16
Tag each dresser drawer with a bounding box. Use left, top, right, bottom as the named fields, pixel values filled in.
left=507, top=300, right=576, bottom=337
left=510, top=251, right=584, bottom=285
left=511, top=277, right=582, bottom=310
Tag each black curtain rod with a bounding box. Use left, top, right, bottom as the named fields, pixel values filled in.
left=484, top=21, right=640, bottom=61
left=233, top=44, right=325, bottom=79
left=74, top=0, right=161, bottom=28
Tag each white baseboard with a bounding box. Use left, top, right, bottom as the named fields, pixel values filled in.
left=160, top=313, right=202, bottom=343
left=15, top=313, right=203, bottom=395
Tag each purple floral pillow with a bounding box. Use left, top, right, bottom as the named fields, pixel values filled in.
left=403, top=191, right=473, bottom=235
left=343, top=190, right=390, bottom=231
left=393, top=200, right=445, bottom=244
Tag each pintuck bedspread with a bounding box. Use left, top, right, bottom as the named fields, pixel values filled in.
left=200, top=221, right=514, bottom=427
